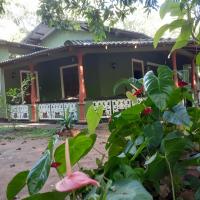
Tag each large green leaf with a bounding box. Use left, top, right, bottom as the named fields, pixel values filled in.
left=144, top=66, right=173, bottom=110
left=153, top=24, right=170, bottom=48
left=154, top=19, right=186, bottom=48
left=7, top=170, right=29, bottom=200
left=144, top=121, right=163, bottom=148
left=196, top=52, right=200, bottom=65
left=27, top=135, right=58, bottom=195
left=195, top=187, right=200, bottom=200
left=27, top=150, right=51, bottom=195
left=54, top=133, right=96, bottom=174
left=86, top=105, right=103, bottom=134
left=22, top=191, right=68, bottom=200
left=160, top=0, right=183, bottom=19
left=145, top=153, right=167, bottom=182
left=107, top=179, right=153, bottom=200
left=162, top=137, right=190, bottom=164
left=163, top=104, right=191, bottom=127
left=170, top=22, right=192, bottom=53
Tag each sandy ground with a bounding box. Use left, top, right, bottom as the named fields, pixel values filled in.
left=0, top=123, right=109, bottom=200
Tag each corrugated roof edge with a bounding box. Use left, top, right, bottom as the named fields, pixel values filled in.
left=0, top=39, right=47, bottom=50
left=0, top=38, right=193, bottom=66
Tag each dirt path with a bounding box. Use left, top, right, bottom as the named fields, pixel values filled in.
left=0, top=124, right=109, bottom=200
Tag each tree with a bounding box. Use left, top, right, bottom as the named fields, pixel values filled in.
left=153, top=0, right=200, bottom=62
left=38, top=0, right=158, bottom=40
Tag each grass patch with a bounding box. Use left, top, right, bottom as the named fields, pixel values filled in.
left=0, top=126, right=56, bottom=140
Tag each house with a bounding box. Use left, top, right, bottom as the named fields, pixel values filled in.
left=0, top=23, right=199, bottom=122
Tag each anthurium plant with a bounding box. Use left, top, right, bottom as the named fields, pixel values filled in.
left=6, top=66, right=200, bottom=200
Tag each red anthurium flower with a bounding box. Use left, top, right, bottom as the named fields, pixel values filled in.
left=143, top=107, right=153, bottom=116
left=55, top=139, right=99, bottom=192
left=133, top=86, right=144, bottom=96
left=178, top=80, right=188, bottom=87
left=51, top=162, right=61, bottom=168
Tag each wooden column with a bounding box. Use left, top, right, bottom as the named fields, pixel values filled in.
left=191, top=58, right=196, bottom=90
left=77, top=52, right=86, bottom=122
left=0, top=67, right=7, bottom=119
left=172, top=51, right=178, bottom=87
left=29, top=64, right=37, bottom=122
left=191, top=58, right=197, bottom=102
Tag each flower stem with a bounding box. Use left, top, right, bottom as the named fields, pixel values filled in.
left=65, top=138, right=72, bottom=176
left=165, top=155, right=176, bottom=200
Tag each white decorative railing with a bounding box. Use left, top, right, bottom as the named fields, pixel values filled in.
left=9, top=98, right=144, bottom=121
left=93, top=98, right=144, bottom=118
left=10, top=105, right=29, bottom=120
left=38, top=102, right=78, bottom=120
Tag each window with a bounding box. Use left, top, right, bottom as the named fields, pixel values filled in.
left=132, top=59, right=144, bottom=79
left=20, top=70, right=39, bottom=104
left=60, top=64, right=79, bottom=99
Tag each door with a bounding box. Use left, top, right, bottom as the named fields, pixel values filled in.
left=20, top=71, right=39, bottom=104
left=132, top=59, right=144, bottom=79
left=60, top=65, right=79, bottom=99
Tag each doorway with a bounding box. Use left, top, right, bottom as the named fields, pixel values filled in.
left=20, top=70, right=39, bottom=104
left=132, top=59, right=144, bottom=79
left=60, top=64, right=79, bottom=99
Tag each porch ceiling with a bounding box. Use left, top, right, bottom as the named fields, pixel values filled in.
left=0, top=39, right=196, bottom=68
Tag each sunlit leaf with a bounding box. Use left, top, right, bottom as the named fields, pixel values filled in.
left=54, top=133, right=96, bottom=174
left=7, top=170, right=29, bottom=200
left=86, top=105, right=103, bottom=134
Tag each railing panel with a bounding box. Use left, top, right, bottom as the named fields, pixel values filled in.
left=51, top=103, right=64, bottom=120
left=10, top=105, right=29, bottom=120
left=63, top=102, right=78, bottom=121
left=93, top=100, right=112, bottom=118
left=112, top=99, right=132, bottom=113
left=38, top=104, right=52, bottom=120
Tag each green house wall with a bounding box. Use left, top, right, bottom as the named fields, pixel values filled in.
left=0, top=47, right=9, bottom=61
left=3, top=51, right=192, bottom=104
left=41, top=30, right=94, bottom=48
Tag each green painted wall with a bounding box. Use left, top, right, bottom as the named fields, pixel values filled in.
left=0, top=47, right=9, bottom=61
left=42, top=30, right=94, bottom=48
left=95, top=51, right=170, bottom=97
left=3, top=51, right=192, bottom=104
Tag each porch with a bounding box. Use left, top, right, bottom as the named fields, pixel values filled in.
left=1, top=40, right=199, bottom=122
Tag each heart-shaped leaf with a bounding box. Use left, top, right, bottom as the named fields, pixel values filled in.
left=163, top=104, right=191, bottom=127
left=144, top=66, right=173, bottom=111
left=86, top=105, right=103, bottom=134
left=107, top=179, right=153, bottom=200
left=7, top=170, right=29, bottom=200
left=54, top=133, right=96, bottom=175
left=144, top=121, right=163, bottom=148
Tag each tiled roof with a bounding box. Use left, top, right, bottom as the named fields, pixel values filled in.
left=22, top=22, right=150, bottom=45
left=0, top=39, right=192, bottom=67
left=0, top=39, right=47, bottom=51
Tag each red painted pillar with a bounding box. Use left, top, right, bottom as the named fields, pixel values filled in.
left=77, top=52, right=86, bottom=122
left=29, top=64, right=37, bottom=122
left=172, top=51, right=178, bottom=87
left=191, top=58, right=196, bottom=90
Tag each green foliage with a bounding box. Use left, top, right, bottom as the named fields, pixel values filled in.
left=6, top=66, right=200, bottom=199
left=163, top=104, right=191, bottom=127
left=22, top=191, right=68, bottom=200
left=154, top=0, right=200, bottom=59
left=86, top=105, right=103, bottom=134
left=144, top=66, right=174, bottom=110
left=38, top=0, right=158, bottom=41
left=27, top=136, right=57, bottom=195
left=6, top=170, right=29, bottom=200
left=54, top=133, right=96, bottom=175
left=107, top=179, right=153, bottom=200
